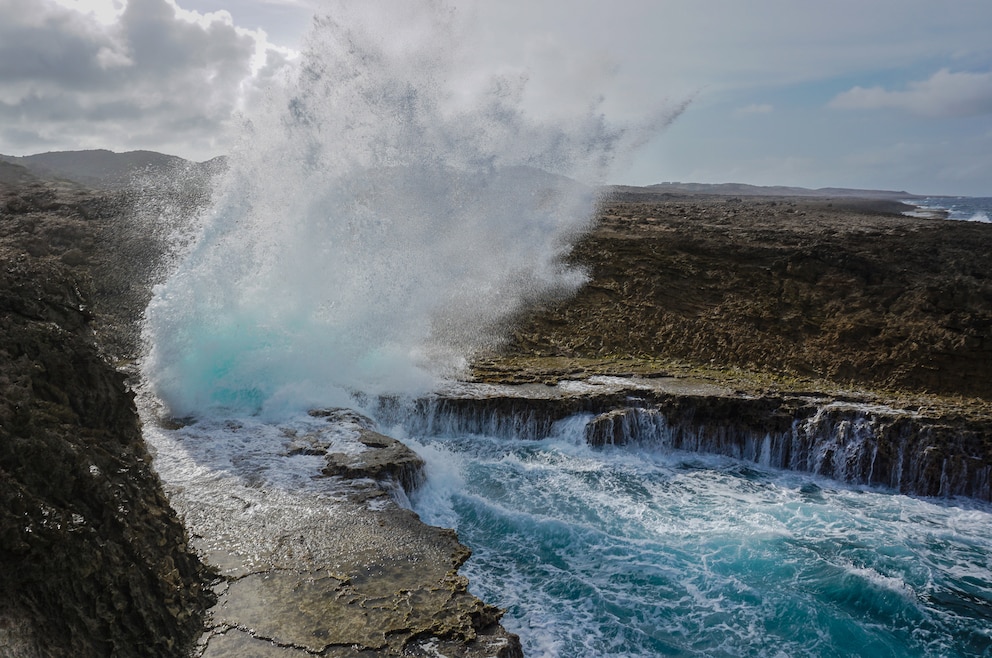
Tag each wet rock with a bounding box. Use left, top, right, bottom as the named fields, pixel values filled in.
left=179, top=415, right=522, bottom=658
left=321, top=428, right=427, bottom=494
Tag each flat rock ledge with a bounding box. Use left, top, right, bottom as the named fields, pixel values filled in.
left=171, top=408, right=523, bottom=658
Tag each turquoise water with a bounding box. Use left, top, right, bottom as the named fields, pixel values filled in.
left=404, top=419, right=992, bottom=657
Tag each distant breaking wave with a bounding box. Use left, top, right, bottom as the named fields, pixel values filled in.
left=905, top=196, right=992, bottom=223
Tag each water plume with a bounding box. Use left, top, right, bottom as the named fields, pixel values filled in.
left=143, top=1, right=678, bottom=417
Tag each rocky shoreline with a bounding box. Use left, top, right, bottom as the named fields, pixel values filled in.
left=397, top=377, right=991, bottom=501
left=0, top=176, right=213, bottom=655
left=0, top=168, right=524, bottom=656
left=2, top=157, right=990, bottom=655
left=456, top=192, right=992, bottom=501
left=140, top=406, right=521, bottom=657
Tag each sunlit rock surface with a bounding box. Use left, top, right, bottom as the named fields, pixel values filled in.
left=141, top=408, right=521, bottom=657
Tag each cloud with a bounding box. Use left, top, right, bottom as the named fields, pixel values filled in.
left=0, top=0, right=294, bottom=159
left=829, top=68, right=992, bottom=117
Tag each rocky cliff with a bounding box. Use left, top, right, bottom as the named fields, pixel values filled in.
left=0, top=177, right=214, bottom=656
left=0, top=158, right=524, bottom=657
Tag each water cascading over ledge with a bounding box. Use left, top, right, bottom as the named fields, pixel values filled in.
left=388, top=385, right=992, bottom=501
left=583, top=403, right=991, bottom=500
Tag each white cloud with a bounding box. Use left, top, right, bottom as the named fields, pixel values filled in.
left=95, top=45, right=134, bottom=69
left=50, top=0, right=126, bottom=25
left=0, top=0, right=295, bottom=159
left=830, top=68, right=992, bottom=117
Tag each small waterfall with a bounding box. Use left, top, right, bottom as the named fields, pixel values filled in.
left=389, top=395, right=588, bottom=440
left=790, top=407, right=882, bottom=483
left=585, top=402, right=991, bottom=500
left=402, top=391, right=992, bottom=501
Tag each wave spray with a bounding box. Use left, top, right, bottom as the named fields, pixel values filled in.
left=144, top=2, right=676, bottom=417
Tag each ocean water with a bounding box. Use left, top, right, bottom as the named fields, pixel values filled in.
left=401, top=420, right=992, bottom=658
left=905, top=197, right=992, bottom=223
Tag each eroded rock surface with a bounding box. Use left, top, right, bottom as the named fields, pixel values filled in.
left=0, top=178, right=213, bottom=656
left=142, top=409, right=521, bottom=657
left=495, top=196, right=992, bottom=400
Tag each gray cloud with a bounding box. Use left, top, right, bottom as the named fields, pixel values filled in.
left=0, top=0, right=280, bottom=159
left=830, top=69, right=992, bottom=118
left=0, top=0, right=116, bottom=89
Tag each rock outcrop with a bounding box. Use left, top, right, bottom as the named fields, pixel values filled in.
left=1, top=164, right=524, bottom=658
left=0, top=179, right=213, bottom=655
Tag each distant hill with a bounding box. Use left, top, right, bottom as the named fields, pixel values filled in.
left=0, top=159, right=39, bottom=186
left=0, top=149, right=223, bottom=188
left=1, top=149, right=925, bottom=201
left=608, top=181, right=923, bottom=200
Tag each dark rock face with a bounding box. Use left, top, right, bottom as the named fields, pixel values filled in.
left=0, top=180, right=213, bottom=656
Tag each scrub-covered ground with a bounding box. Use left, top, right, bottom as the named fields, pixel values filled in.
left=479, top=193, right=992, bottom=416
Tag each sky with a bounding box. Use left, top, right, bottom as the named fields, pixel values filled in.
left=1, top=0, right=991, bottom=196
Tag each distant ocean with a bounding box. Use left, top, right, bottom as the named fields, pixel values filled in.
left=904, top=197, right=992, bottom=223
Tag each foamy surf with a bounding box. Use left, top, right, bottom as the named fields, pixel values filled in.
left=400, top=418, right=992, bottom=658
